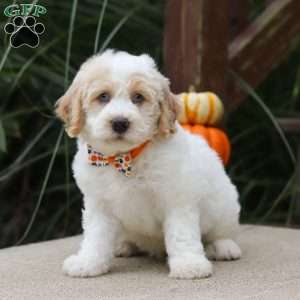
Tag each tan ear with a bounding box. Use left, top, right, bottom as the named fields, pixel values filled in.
left=158, top=89, right=180, bottom=136
left=55, top=79, right=85, bottom=138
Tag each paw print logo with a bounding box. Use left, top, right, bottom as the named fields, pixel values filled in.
left=4, top=16, right=45, bottom=48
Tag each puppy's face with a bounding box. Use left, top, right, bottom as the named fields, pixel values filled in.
left=56, top=50, right=178, bottom=154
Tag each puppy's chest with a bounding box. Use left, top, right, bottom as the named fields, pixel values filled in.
left=109, top=185, right=162, bottom=235
left=106, top=177, right=162, bottom=236
left=76, top=162, right=163, bottom=236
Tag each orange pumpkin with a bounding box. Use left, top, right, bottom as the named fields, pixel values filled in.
left=181, top=124, right=231, bottom=165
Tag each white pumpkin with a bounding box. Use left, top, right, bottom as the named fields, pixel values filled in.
left=177, top=92, right=224, bottom=125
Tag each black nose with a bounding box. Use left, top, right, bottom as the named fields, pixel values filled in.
left=111, top=117, right=130, bottom=134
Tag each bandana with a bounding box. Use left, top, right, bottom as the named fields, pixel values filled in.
left=87, top=141, right=149, bottom=176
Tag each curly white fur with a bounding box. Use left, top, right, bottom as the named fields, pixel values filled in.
left=56, top=50, right=241, bottom=279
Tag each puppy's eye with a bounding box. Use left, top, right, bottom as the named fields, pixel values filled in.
left=131, top=93, right=145, bottom=104
left=98, top=92, right=110, bottom=103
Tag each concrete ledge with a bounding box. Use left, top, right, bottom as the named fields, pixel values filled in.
left=0, top=225, right=300, bottom=300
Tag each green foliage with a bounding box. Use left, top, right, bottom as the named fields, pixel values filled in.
left=228, top=47, right=300, bottom=226
left=0, top=0, right=299, bottom=249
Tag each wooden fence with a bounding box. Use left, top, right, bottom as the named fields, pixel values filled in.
left=163, top=0, right=300, bottom=222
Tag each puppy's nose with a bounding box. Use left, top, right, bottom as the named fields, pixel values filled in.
left=111, top=117, right=130, bottom=134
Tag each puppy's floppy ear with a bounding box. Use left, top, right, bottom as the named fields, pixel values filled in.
left=158, top=83, right=180, bottom=136
left=55, top=78, right=85, bottom=138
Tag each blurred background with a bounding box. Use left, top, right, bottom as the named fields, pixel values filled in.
left=0, top=0, right=299, bottom=249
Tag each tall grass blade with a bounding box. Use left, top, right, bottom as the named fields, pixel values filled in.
left=286, top=180, right=300, bottom=226
left=99, top=7, right=137, bottom=53
left=0, top=46, right=12, bottom=78
left=8, top=38, right=60, bottom=96
left=258, top=172, right=295, bottom=224
left=16, top=127, right=64, bottom=245
left=291, top=67, right=300, bottom=105
left=65, top=0, right=78, bottom=88
left=1, top=109, right=37, bottom=121
left=0, top=150, right=53, bottom=182
left=0, top=120, right=54, bottom=180
left=1, top=39, right=61, bottom=113
left=94, top=0, right=108, bottom=54
left=230, top=71, right=296, bottom=166
left=0, top=121, right=7, bottom=152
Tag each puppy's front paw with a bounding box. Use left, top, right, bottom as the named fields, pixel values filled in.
left=169, top=255, right=213, bottom=279
left=62, top=254, right=110, bottom=277
left=206, top=239, right=241, bottom=261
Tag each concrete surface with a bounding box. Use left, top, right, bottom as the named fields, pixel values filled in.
left=0, top=225, right=300, bottom=300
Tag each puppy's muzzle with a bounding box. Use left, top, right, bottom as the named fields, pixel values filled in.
left=111, top=117, right=130, bottom=134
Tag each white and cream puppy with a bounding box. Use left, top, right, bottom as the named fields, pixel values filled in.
left=56, top=50, right=241, bottom=279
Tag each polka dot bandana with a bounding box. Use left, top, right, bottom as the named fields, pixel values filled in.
left=87, top=142, right=149, bottom=177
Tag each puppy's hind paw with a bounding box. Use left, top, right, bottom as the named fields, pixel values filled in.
left=206, top=239, right=241, bottom=261
left=62, top=254, right=110, bottom=277
left=115, top=241, right=142, bottom=257
left=169, top=255, right=213, bottom=279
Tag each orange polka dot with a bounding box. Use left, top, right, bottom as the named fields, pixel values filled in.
left=108, top=157, right=115, bottom=164
left=91, top=155, right=97, bottom=161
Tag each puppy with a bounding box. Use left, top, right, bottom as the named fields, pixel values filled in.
left=56, top=50, right=241, bottom=279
